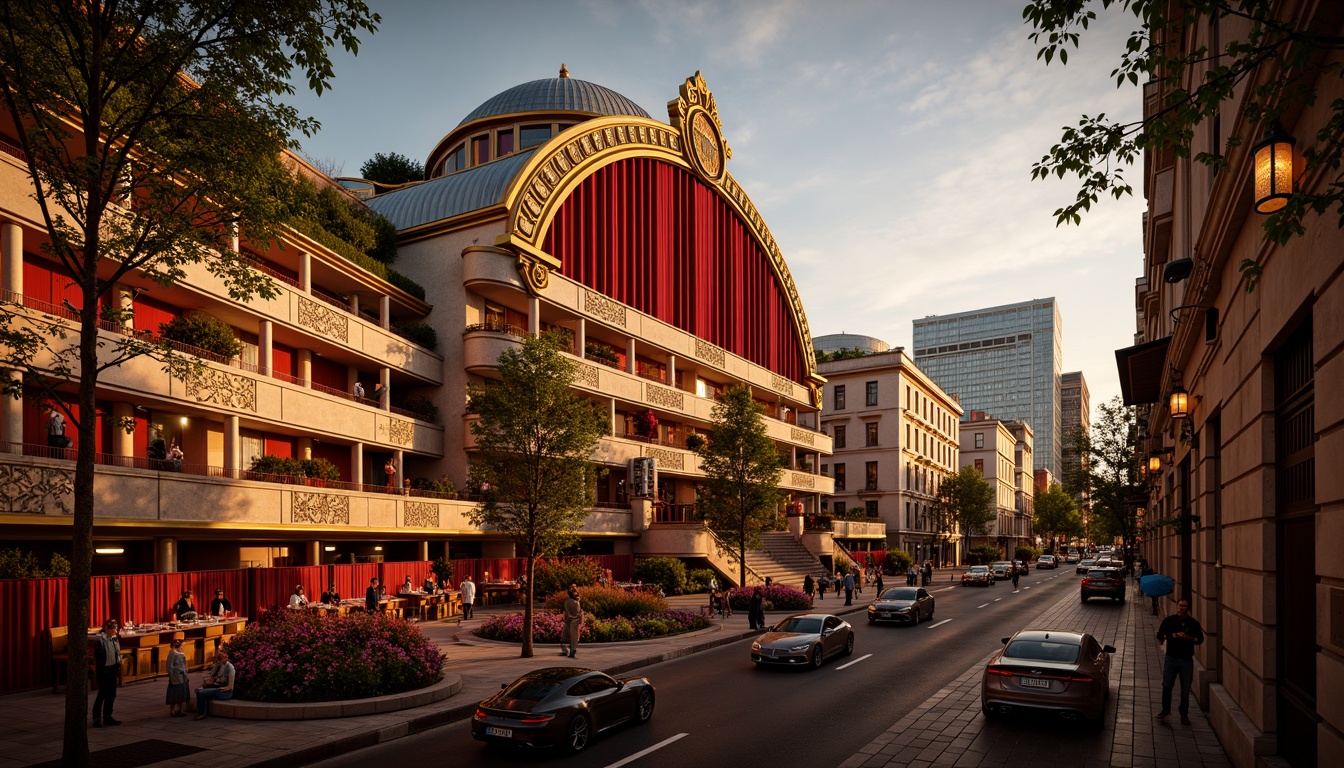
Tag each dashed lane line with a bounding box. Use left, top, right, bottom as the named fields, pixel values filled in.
left=836, top=654, right=872, bottom=670
left=926, top=619, right=952, bottom=629
left=604, top=733, right=688, bottom=768
left=977, top=603, right=990, bottom=608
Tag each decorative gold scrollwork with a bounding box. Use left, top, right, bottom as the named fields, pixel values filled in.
left=297, top=296, right=349, bottom=344
left=291, top=492, right=350, bottom=525
left=0, top=461, right=73, bottom=514
left=404, top=502, right=440, bottom=528
left=185, top=368, right=257, bottom=412
left=517, top=255, right=550, bottom=296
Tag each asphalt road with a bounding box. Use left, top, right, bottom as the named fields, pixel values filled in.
left=314, top=568, right=1083, bottom=768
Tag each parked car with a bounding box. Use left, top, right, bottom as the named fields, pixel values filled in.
left=472, top=667, right=654, bottom=752
left=1037, top=555, right=1057, bottom=570
left=1080, top=568, right=1126, bottom=603
left=963, top=565, right=995, bottom=587
left=868, top=587, right=935, bottom=625
left=991, top=561, right=1014, bottom=579
left=1075, top=558, right=1096, bottom=575
left=982, top=629, right=1115, bottom=726
left=751, top=613, right=854, bottom=669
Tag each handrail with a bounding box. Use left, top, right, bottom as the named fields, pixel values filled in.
left=463, top=321, right=527, bottom=338
left=706, top=528, right=766, bottom=587
left=832, top=540, right=863, bottom=574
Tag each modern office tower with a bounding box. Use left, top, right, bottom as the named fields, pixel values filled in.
left=912, top=298, right=1063, bottom=476
left=1060, top=371, right=1090, bottom=486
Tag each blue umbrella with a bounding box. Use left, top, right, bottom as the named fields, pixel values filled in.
left=1140, top=574, right=1174, bottom=597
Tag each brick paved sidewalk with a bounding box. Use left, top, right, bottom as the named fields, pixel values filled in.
left=839, top=585, right=1231, bottom=768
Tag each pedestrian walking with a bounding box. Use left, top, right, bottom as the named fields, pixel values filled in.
left=803, top=574, right=815, bottom=604
left=559, top=587, right=582, bottom=658
left=921, top=561, right=933, bottom=587
left=815, top=574, right=826, bottom=601
left=165, top=638, right=189, bottom=717
left=834, top=572, right=843, bottom=598
left=460, top=575, right=476, bottom=619
left=91, top=619, right=121, bottom=727
left=748, top=587, right=765, bottom=630
left=842, top=570, right=855, bottom=606
left=365, top=577, right=380, bottom=614
left=874, top=571, right=884, bottom=593
left=907, top=566, right=916, bottom=586
left=1156, top=599, right=1205, bottom=725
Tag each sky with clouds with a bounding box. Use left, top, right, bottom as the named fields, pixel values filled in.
left=287, top=0, right=1148, bottom=416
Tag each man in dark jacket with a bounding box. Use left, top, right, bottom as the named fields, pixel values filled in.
left=91, top=619, right=122, bottom=727
left=842, top=571, right=855, bottom=606
left=1156, top=599, right=1205, bottom=725
left=365, top=577, right=380, bottom=614
left=748, top=588, right=766, bottom=630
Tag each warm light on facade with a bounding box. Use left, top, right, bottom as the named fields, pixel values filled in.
left=94, top=547, right=124, bottom=555
left=1148, top=455, right=1163, bottom=473
left=1169, top=387, right=1189, bottom=419
left=1253, top=123, right=1295, bottom=214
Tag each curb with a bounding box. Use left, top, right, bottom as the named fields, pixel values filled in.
left=213, top=674, right=463, bottom=721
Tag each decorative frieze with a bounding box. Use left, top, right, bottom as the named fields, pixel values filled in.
left=645, top=383, right=684, bottom=410
left=694, top=339, right=726, bottom=368
left=291, top=492, right=349, bottom=525
left=770, top=374, right=794, bottom=396
left=387, top=419, right=415, bottom=447
left=790, top=428, right=815, bottom=446
left=646, top=447, right=685, bottom=470
left=791, top=472, right=816, bottom=489
left=297, top=296, right=349, bottom=344
left=0, top=462, right=73, bottom=514
left=185, top=368, right=257, bottom=412
left=584, top=290, right=627, bottom=328
left=574, top=363, right=600, bottom=388
left=404, top=502, right=440, bottom=529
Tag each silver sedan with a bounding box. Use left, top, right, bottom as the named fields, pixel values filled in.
left=751, top=613, right=854, bottom=670
left=867, top=587, right=935, bottom=625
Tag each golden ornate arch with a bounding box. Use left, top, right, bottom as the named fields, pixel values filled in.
left=495, top=73, right=824, bottom=405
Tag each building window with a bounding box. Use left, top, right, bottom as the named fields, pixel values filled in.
left=866, top=422, right=878, bottom=446
left=865, top=500, right=878, bottom=517
left=833, top=424, right=846, bottom=449
left=834, top=501, right=846, bottom=515
left=472, top=135, right=490, bottom=165
left=444, top=144, right=466, bottom=174
left=865, top=461, right=878, bottom=490
left=496, top=129, right=515, bottom=158
left=520, top=124, right=552, bottom=148
left=834, top=385, right=846, bottom=410
left=974, top=432, right=984, bottom=449
left=821, top=464, right=828, bottom=475
left=866, top=381, right=878, bottom=407
left=834, top=464, right=846, bottom=491
left=975, top=458, right=984, bottom=473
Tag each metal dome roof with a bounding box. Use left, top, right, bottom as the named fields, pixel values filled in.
left=457, top=75, right=650, bottom=127
left=365, top=149, right=537, bottom=231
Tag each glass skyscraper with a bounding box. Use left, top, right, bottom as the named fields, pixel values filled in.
left=912, top=298, right=1063, bottom=476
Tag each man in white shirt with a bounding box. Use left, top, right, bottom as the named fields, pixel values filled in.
left=47, top=408, right=67, bottom=448
left=460, top=576, right=476, bottom=619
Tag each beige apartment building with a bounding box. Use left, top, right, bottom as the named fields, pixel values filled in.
left=808, top=347, right=963, bottom=566
left=959, top=412, right=1034, bottom=558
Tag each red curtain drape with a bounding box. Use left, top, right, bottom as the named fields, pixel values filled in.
left=330, top=563, right=379, bottom=600
left=0, top=576, right=112, bottom=695
left=248, top=566, right=326, bottom=618
left=118, top=569, right=250, bottom=624
left=450, top=558, right=525, bottom=584
left=380, top=561, right=433, bottom=593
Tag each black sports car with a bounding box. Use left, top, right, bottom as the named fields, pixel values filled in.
left=472, top=667, right=654, bottom=752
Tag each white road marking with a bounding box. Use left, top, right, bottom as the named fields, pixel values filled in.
left=977, top=603, right=990, bottom=608
left=926, top=619, right=952, bottom=629
left=605, top=733, right=688, bottom=768
left=932, top=586, right=957, bottom=593
left=1024, top=586, right=1031, bottom=589
left=836, top=653, right=872, bottom=670
left=994, top=598, right=1002, bottom=602
left=1012, top=590, right=1020, bottom=594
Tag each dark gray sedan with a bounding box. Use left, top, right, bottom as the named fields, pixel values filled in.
left=867, top=586, right=935, bottom=625
left=471, top=667, right=654, bottom=752
left=751, top=613, right=854, bottom=669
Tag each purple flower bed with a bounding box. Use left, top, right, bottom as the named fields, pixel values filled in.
left=476, top=609, right=709, bottom=643
left=228, top=611, right=444, bottom=703
left=727, top=584, right=812, bottom=611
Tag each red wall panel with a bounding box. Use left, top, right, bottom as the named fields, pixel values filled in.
left=543, top=159, right=806, bottom=385
left=311, top=441, right=350, bottom=480
left=0, top=576, right=114, bottom=695
left=263, top=435, right=295, bottom=459
left=271, top=343, right=295, bottom=378
left=310, top=356, right=346, bottom=391
left=132, top=295, right=181, bottom=335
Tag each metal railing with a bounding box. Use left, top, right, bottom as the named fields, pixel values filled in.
left=246, top=258, right=302, bottom=289
left=0, top=137, right=27, bottom=162
left=463, top=321, right=527, bottom=338
left=653, top=502, right=698, bottom=524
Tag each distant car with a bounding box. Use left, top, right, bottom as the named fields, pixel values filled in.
left=982, top=629, right=1115, bottom=726
left=963, top=565, right=995, bottom=587
left=1075, top=558, right=1096, bottom=575
left=751, top=613, right=854, bottom=669
left=990, top=561, right=1014, bottom=579
left=1037, top=555, right=1057, bottom=570
left=1080, top=568, right=1126, bottom=603
left=1065, top=551, right=1081, bottom=564
left=472, top=667, right=654, bottom=752
left=868, top=587, right=935, bottom=625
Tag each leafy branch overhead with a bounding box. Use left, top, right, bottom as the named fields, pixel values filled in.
left=1023, top=0, right=1344, bottom=248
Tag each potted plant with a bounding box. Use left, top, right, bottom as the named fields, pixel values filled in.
left=634, top=409, right=658, bottom=438
left=684, top=432, right=706, bottom=451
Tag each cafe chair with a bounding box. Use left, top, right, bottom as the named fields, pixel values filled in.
left=48, top=626, right=70, bottom=693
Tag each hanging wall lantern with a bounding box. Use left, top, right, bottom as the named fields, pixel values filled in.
left=1169, top=386, right=1190, bottom=420
left=1148, top=455, right=1163, bottom=473
left=1253, top=122, right=1295, bottom=214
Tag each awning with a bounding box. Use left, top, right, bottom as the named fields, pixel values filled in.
left=1115, top=336, right=1171, bottom=406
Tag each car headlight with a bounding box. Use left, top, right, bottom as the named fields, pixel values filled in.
left=867, top=605, right=876, bottom=613
left=789, top=643, right=811, bottom=652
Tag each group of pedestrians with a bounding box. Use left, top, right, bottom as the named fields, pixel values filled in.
left=904, top=561, right=934, bottom=586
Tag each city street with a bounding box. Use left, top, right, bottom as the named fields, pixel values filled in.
left=315, top=570, right=1092, bottom=768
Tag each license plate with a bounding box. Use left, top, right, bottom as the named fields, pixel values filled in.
left=880, top=612, right=891, bottom=618
left=1019, top=677, right=1050, bottom=689
left=485, top=726, right=513, bottom=738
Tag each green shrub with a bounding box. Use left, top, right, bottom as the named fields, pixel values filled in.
left=835, top=559, right=851, bottom=575
left=685, top=568, right=717, bottom=593
left=430, top=556, right=454, bottom=586
left=884, top=550, right=914, bottom=576
left=532, top=557, right=603, bottom=597
left=247, top=455, right=341, bottom=481
left=1015, top=546, right=1041, bottom=563
left=398, top=394, right=440, bottom=423
left=684, top=433, right=706, bottom=451
left=0, top=548, right=69, bottom=578
left=542, top=585, right=667, bottom=619
left=159, top=315, right=242, bottom=359
left=969, top=544, right=1001, bottom=565
left=584, top=341, right=619, bottom=365
left=633, top=556, right=686, bottom=595
left=475, top=609, right=708, bottom=643
left=392, top=320, right=438, bottom=350
left=411, top=475, right=457, bottom=498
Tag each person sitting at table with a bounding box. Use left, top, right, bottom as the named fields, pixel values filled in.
left=288, top=585, right=308, bottom=608
left=209, top=589, right=232, bottom=617
left=378, top=584, right=388, bottom=601
left=423, top=573, right=438, bottom=593
left=399, top=576, right=415, bottom=595
left=193, top=647, right=235, bottom=720
left=320, top=585, right=341, bottom=605
left=172, top=591, right=198, bottom=621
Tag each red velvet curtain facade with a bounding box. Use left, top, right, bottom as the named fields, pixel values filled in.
left=381, top=561, right=433, bottom=592
left=330, top=562, right=379, bottom=600
left=119, top=569, right=249, bottom=624
left=249, top=566, right=326, bottom=618
left=0, top=577, right=113, bottom=695
left=542, top=158, right=806, bottom=385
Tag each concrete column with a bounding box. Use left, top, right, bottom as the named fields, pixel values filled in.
left=224, top=415, right=239, bottom=477
left=417, top=541, right=429, bottom=561
left=443, top=541, right=452, bottom=561
left=0, top=221, right=21, bottom=296
left=631, top=498, right=653, bottom=533
left=394, top=449, right=404, bottom=492
left=576, top=319, right=586, bottom=358
left=1, top=369, right=22, bottom=453
left=528, top=297, right=540, bottom=336
left=668, top=355, right=676, bottom=387
left=117, top=286, right=134, bottom=330
left=306, top=540, right=321, bottom=566
left=229, top=223, right=239, bottom=254
left=112, top=402, right=134, bottom=463
left=379, top=367, right=391, bottom=411
left=349, top=293, right=360, bottom=316
left=299, top=251, right=312, bottom=294
left=258, top=320, right=273, bottom=375
left=609, top=398, right=617, bottom=436
left=379, top=295, right=391, bottom=330
left=626, top=338, right=637, bottom=374
left=154, top=537, right=177, bottom=573
left=298, top=437, right=313, bottom=460
left=298, top=350, right=312, bottom=388
left=351, top=443, right=364, bottom=485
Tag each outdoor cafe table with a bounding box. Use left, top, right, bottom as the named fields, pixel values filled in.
left=87, top=617, right=246, bottom=684
left=480, top=581, right=520, bottom=605
left=333, top=597, right=405, bottom=617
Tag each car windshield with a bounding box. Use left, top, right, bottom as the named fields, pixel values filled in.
left=1006, top=639, right=1081, bottom=663
left=969, top=566, right=988, bottom=573
left=880, top=588, right=918, bottom=600
left=499, top=677, right=562, bottom=702
left=1079, top=560, right=1095, bottom=565
left=1087, top=569, right=1121, bottom=579
left=773, top=617, right=822, bottom=634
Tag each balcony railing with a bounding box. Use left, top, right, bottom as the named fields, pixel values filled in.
left=0, top=136, right=27, bottom=163
left=653, top=502, right=697, bottom=524
left=463, top=321, right=527, bottom=338
left=246, top=258, right=302, bottom=289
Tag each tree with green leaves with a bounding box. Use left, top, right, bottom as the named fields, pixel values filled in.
left=1067, top=396, right=1145, bottom=554
left=466, top=330, right=605, bottom=658
left=1023, top=0, right=1344, bottom=286
left=0, top=3, right=378, bottom=762
left=932, top=465, right=996, bottom=562
left=1033, top=482, right=1083, bottom=553
left=359, top=151, right=425, bottom=185
left=694, top=385, right=785, bottom=586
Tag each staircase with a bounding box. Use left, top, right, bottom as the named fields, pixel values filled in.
left=743, top=531, right=828, bottom=590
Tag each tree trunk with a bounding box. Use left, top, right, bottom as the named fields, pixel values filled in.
left=521, top=551, right=535, bottom=659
